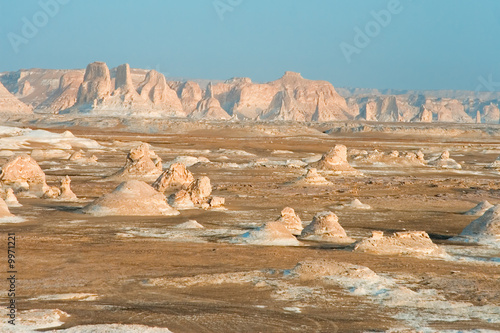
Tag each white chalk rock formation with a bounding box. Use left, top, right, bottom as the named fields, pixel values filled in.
left=57, top=176, right=77, bottom=201
left=354, top=231, right=447, bottom=258
left=190, top=84, right=231, bottom=120
left=287, top=259, right=377, bottom=281
left=309, top=145, right=360, bottom=175
left=292, top=168, right=332, bottom=185
left=186, top=176, right=212, bottom=205
left=235, top=221, right=301, bottom=246
left=169, top=190, right=195, bottom=209
left=110, top=143, right=162, bottom=181
left=299, top=211, right=354, bottom=244
left=82, top=180, right=179, bottom=216
left=4, top=188, right=21, bottom=207
left=152, top=163, right=194, bottom=192
left=428, top=151, right=461, bottom=169
left=175, top=81, right=203, bottom=115
left=0, top=154, right=49, bottom=196
left=346, top=199, right=371, bottom=210
left=0, top=198, right=14, bottom=218
left=464, top=200, right=494, bottom=216
left=208, top=196, right=225, bottom=209
left=453, top=205, right=500, bottom=244
left=77, top=61, right=112, bottom=105
left=275, top=207, right=303, bottom=235
left=137, top=69, right=185, bottom=116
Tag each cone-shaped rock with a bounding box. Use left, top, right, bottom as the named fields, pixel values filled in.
left=82, top=180, right=179, bottom=216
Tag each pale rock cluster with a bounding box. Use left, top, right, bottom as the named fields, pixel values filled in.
left=428, top=150, right=462, bottom=169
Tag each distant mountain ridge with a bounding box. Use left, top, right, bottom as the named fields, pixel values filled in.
left=0, top=62, right=499, bottom=124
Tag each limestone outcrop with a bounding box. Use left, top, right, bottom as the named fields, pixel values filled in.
left=455, top=205, right=500, bottom=240
left=138, top=70, right=185, bottom=116
left=152, top=163, right=194, bottom=192
left=110, top=143, right=163, bottom=181
left=464, top=201, right=494, bottom=216
left=76, top=61, right=112, bottom=105
left=37, top=71, right=84, bottom=113
left=0, top=81, right=33, bottom=114
left=233, top=221, right=301, bottom=246
left=309, top=145, right=360, bottom=174
left=0, top=198, right=14, bottom=218
left=428, top=151, right=461, bottom=169
left=291, top=168, right=332, bottom=185
left=299, top=211, right=354, bottom=243
left=0, top=154, right=48, bottom=196
left=57, top=176, right=77, bottom=201
left=275, top=207, right=303, bottom=235
left=354, top=231, right=447, bottom=258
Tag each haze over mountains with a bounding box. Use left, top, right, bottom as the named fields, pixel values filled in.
left=1, top=61, right=500, bottom=123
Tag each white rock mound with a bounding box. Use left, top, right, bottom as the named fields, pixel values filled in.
left=4, top=188, right=21, bottom=207
left=110, top=143, right=162, bottom=181
left=452, top=205, right=500, bottom=245
left=464, top=200, right=494, bottom=216
left=152, top=163, right=194, bottom=192
left=82, top=180, right=179, bottom=216
left=299, top=211, right=354, bottom=244
left=346, top=199, right=371, bottom=210
left=0, top=154, right=49, bottom=197
left=428, top=151, right=461, bottom=169
left=0, top=198, right=14, bottom=218
left=275, top=207, right=303, bottom=235
left=354, top=231, right=447, bottom=258
left=309, top=145, right=360, bottom=175
left=175, top=220, right=205, bottom=229
left=234, top=221, right=301, bottom=246
left=286, top=259, right=377, bottom=281
left=291, top=168, right=332, bottom=185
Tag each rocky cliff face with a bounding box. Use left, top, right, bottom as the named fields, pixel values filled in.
left=0, top=81, right=33, bottom=114
left=37, top=71, right=84, bottom=113
left=138, top=70, right=185, bottom=116
left=77, top=62, right=112, bottom=105
left=2, top=62, right=500, bottom=123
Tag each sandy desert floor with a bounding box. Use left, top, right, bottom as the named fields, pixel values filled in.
left=1, top=121, right=500, bottom=332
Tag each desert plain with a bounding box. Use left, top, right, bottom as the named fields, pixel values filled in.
left=0, top=118, right=499, bottom=332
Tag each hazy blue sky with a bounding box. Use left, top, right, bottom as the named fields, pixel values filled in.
left=1, top=0, right=499, bottom=91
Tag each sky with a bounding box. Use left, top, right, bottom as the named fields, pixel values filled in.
left=0, top=0, right=499, bottom=91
